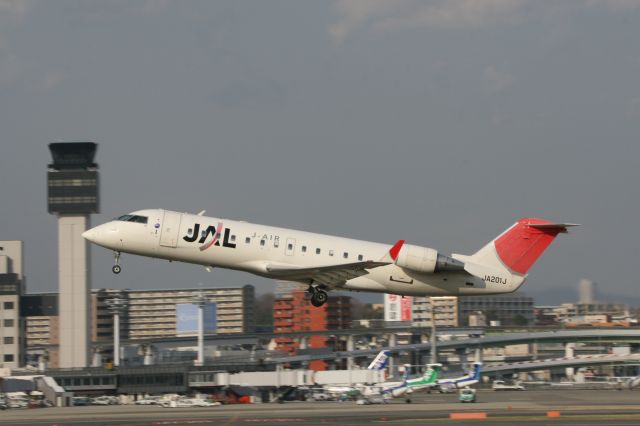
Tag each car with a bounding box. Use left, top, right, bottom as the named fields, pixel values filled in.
left=71, top=396, right=92, bottom=406
left=190, top=399, right=222, bottom=407
left=160, top=398, right=198, bottom=408
left=430, top=384, right=456, bottom=394
left=91, top=396, right=113, bottom=405
left=311, top=393, right=331, bottom=401
left=356, top=397, right=386, bottom=405
left=459, top=388, right=477, bottom=403
left=135, top=396, right=163, bottom=405
left=492, top=380, right=525, bottom=391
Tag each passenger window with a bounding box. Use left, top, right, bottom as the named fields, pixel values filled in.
left=329, top=250, right=334, bottom=257
left=230, top=235, right=236, bottom=242
left=343, top=252, right=348, bottom=259
left=287, top=244, right=293, bottom=250
left=358, top=255, right=363, bottom=261
left=260, top=240, right=266, bottom=246
left=316, top=248, right=321, bottom=255
left=302, top=246, right=307, bottom=253
left=245, top=237, right=251, bottom=244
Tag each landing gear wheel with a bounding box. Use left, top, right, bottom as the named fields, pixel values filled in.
left=112, top=251, right=122, bottom=274
left=310, top=289, right=328, bottom=307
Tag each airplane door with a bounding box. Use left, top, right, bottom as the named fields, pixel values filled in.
left=285, top=238, right=295, bottom=256
left=159, top=210, right=182, bottom=248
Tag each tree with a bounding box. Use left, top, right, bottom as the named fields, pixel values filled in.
left=512, top=314, right=529, bottom=326
left=351, top=298, right=384, bottom=320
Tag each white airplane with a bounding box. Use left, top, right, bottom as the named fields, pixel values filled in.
left=323, top=350, right=391, bottom=398
left=83, top=209, right=577, bottom=307
left=358, top=364, right=413, bottom=401
left=627, top=374, right=640, bottom=389
left=437, top=362, right=482, bottom=390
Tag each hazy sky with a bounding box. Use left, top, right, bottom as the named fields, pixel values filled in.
left=1, top=1, right=639, bottom=304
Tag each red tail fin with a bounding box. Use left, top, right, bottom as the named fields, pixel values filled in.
left=494, top=218, right=576, bottom=274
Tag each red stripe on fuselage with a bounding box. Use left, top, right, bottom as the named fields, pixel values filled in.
left=494, top=218, right=562, bottom=275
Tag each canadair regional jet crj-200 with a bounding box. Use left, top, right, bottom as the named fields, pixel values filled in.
left=83, top=209, right=577, bottom=307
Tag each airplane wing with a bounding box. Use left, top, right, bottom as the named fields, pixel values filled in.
left=265, top=260, right=389, bottom=289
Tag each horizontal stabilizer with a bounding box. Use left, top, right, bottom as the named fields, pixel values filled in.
left=528, top=223, right=580, bottom=233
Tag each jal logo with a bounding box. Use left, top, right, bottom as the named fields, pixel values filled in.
left=183, top=222, right=237, bottom=251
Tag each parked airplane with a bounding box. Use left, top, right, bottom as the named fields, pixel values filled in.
left=627, top=374, right=640, bottom=389
left=367, top=350, right=391, bottom=371
left=83, top=209, right=577, bottom=307
left=406, top=363, right=442, bottom=392
left=360, top=364, right=412, bottom=401
left=437, top=362, right=482, bottom=390
left=323, top=350, right=390, bottom=399
left=360, top=363, right=441, bottom=403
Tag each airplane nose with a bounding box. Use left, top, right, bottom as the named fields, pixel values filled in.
left=82, top=228, right=97, bottom=243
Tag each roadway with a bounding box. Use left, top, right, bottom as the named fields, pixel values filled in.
left=277, top=328, right=640, bottom=365
left=4, top=389, right=640, bottom=425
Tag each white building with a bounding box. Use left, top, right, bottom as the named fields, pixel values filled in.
left=0, top=241, right=25, bottom=369
left=412, top=296, right=459, bottom=327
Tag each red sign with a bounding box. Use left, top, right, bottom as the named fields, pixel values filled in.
left=400, top=296, right=412, bottom=321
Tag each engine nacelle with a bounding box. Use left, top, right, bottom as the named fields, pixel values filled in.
left=391, top=387, right=407, bottom=398
left=395, top=244, right=465, bottom=274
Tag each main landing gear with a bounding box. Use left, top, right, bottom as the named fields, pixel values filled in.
left=308, top=285, right=328, bottom=307
left=112, top=251, right=122, bottom=274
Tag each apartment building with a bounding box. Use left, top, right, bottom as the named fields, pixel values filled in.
left=0, top=241, right=25, bottom=369
left=273, top=290, right=352, bottom=370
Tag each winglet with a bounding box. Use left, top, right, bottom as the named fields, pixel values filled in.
left=389, top=240, right=405, bottom=261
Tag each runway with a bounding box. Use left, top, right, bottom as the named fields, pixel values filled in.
left=3, top=389, right=640, bottom=426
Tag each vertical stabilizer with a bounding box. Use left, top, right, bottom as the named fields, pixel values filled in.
left=368, top=350, right=391, bottom=371
left=469, top=218, right=578, bottom=276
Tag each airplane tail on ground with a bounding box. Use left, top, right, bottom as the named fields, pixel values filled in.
left=470, top=362, right=482, bottom=381
left=423, top=363, right=441, bottom=384
left=367, top=350, right=391, bottom=371
left=455, top=218, right=578, bottom=291
left=400, top=364, right=411, bottom=384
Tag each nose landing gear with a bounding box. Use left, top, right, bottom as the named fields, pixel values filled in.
left=308, top=285, right=328, bottom=307
left=112, top=251, right=122, bottom=274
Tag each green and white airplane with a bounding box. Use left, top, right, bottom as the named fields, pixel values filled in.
left=406, top=363, right=442, bottom=392
left=359, top=363, right=442, bottom=403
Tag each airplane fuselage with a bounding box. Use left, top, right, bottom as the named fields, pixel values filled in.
left=84, top=208, right=518, bottom=298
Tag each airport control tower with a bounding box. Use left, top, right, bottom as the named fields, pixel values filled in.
left=48, top=142, right=99, bottom=368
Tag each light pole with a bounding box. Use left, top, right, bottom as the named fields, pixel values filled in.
left=429, top=297, right=438, bottom=364
left=106, top=297, right=128, bottom=367
left=191, top=292, right=208, bottom=367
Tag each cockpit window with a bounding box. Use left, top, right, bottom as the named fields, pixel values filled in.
left=115, top=214, right=148, bottom=224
